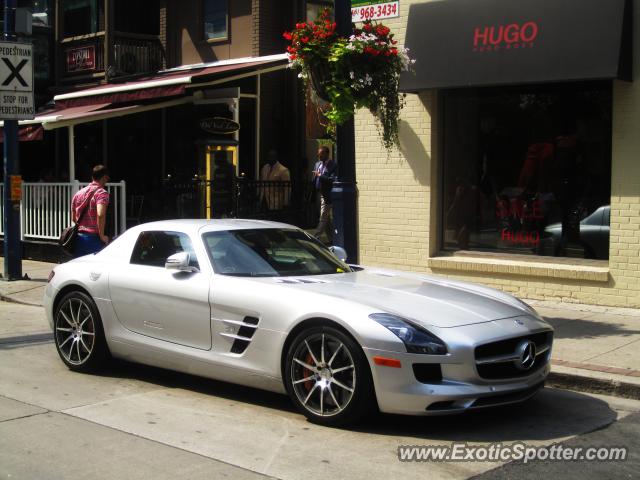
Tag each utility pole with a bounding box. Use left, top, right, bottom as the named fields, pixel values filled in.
left=2, top=0, right=22, bottom=281
left=331, top=0, right=358, bottom=264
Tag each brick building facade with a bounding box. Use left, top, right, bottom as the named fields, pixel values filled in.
left=354, top=0, right=640, bottom=308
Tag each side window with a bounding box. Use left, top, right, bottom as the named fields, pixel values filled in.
left=131, top=231, right=200, bottom=269
left=203, top=0, right=228, bottom=41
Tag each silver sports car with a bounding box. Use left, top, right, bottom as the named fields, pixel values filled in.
left=44, top=219, right=553, bottom=426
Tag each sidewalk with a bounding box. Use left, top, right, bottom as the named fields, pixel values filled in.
left=1, top=257, right=639, bottom=399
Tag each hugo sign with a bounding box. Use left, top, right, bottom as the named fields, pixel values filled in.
left=473, top=21, right=539, bottom=48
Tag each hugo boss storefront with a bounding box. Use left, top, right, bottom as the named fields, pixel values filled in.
left=355, top=0, right=640, bottom=308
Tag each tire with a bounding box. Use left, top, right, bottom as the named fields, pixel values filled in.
left=53, top=290, right=109, bottom=372
left=284, top=325, right=376, bottom=426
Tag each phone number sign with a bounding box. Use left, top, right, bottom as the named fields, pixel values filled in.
left=351, top=1, right=399, bottom=22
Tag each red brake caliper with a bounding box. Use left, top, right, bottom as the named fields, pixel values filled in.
left=302, top=353, right=315, bottom=392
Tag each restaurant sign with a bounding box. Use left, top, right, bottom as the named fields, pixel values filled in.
left=66, top=45, right=96, bottom=72
left=351, top=1, right=399, bottom=22
left=200, top=117, right=240, bottom=135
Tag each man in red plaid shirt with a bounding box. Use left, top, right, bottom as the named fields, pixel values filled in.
left=71, top=165, right=110, bottom=257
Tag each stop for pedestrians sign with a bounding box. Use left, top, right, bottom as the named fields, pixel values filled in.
left=0, top=41, right=34, bottom=120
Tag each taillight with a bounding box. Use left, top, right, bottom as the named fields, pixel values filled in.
left=47, top=270, right=55, bottom=283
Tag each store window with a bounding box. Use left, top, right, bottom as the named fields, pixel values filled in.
left=203, top=0, right=227, bottom=41
left=306, top=0, right=332, bottom=22
left=62, top=0, right=98, bottom=37
left=441, top=82, right=612, bottom=260
left=63, top=0, right=99, bottom=37
left=114, top=0, right=159, bottom=35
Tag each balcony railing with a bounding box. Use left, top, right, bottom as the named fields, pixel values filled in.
left=113, top=31, right=164, bottom=76
left=60, top=31, right=164, bottom=81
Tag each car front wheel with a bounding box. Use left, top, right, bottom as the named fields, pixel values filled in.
left=54, top=291, right=108, bottom=372
left=284, top=326, right=375, bottom=426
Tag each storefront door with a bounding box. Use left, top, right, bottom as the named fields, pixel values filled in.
left=205, top=144, right=237, bottom=219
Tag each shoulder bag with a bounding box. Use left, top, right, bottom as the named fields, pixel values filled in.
left=59, top=187, right=99, bottom=255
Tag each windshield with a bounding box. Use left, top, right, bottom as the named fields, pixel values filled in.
left=202, top=228, right=352, bottom=277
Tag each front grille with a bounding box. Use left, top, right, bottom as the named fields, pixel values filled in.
left=477, top=353, right=548, bottom=379
left=475, top=331, right=553, bottom=380
left=475, top=331, right=552, bottom=359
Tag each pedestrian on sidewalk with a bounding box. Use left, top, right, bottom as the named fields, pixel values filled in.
left=313, top=146, right=337, bottom=244
left=70, top=165, right=110, bottom=257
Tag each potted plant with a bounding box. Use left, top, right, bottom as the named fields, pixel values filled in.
left=284, top=8, right=414, bottom=150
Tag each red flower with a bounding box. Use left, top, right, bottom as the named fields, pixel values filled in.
left=283, top=31, right=292, bottom=41
left=301, top=36, right=309, bottom=43
left=376, top=25, right=390, bottom=37
left=363, top=23, right=373, bottom=32
left=364, top=46, right=380, bottom=56
left=289, top=54, right=297, bottom=60
left=296, top=23, right=307, bottom=29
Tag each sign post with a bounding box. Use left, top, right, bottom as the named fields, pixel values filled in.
left=2, top=0, right=33, bottom=281
left=331, top=0, right=359, bottom=264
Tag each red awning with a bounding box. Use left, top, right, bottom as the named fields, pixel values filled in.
left=53, top=55, right=288, bottom=108
left=0, top=124, right=44, bottom=143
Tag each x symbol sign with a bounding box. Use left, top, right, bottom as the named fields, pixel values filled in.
left=2, top=58, right=28, bottom=87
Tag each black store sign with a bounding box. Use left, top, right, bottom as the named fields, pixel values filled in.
left=400, top=0, right=632, bottom=91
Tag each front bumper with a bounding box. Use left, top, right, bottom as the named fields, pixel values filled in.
left=365, top=346, right=550, bottom=415
left=363, top=317, right=553, bottom=415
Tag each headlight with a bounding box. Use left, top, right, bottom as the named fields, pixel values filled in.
left=369, top=313, right=448, bottom=355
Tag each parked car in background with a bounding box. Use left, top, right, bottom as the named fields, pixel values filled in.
left=543, top=205, right=610, bottom=259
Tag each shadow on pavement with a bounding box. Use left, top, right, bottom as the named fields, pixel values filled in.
left=545, top=316, right=640, bottom=339
left=95, top=359, right=618, bottom=443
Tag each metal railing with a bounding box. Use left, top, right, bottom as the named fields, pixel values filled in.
left=113, top=32, right=165, bottom=75
left=0, top=181, right=126, bottom=241
left=161, top=178, right=315, bottom=227
left=60, top=31, right=165, bottom=79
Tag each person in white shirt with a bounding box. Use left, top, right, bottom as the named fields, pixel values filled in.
left=259, top=149, right=291, bottom=210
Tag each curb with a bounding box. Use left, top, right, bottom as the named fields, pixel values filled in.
left=547, top=371, right=640, bottom=401
left=0, top=294, right=43, bottom=308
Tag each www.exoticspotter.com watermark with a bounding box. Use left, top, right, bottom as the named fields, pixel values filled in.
left=397, top=443, right=628, bottom=463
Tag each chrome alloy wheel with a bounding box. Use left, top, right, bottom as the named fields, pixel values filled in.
left=290, top=332, right=356, bottom=417
left=55, top=297, right=96, bottom=366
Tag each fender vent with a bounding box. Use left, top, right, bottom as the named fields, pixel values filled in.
left=222, top=316, right=259, bottom=354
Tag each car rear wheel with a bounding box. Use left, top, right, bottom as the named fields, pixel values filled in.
left=54, top=291, right=108, bottom=372
left=284, top=326, right=375, bottom=426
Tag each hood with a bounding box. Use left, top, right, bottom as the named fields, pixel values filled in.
left=271, top=268, right=531, bottom=328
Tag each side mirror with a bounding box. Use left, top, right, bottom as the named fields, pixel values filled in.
left=329, top=245, right=348, bottom=262
left=165, top=252, right=198, bottom=272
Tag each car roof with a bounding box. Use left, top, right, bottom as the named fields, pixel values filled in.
left=125, top=219, right=298, bottom=236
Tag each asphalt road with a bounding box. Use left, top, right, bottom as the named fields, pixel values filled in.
left=0, top=302, right=638, bottom=480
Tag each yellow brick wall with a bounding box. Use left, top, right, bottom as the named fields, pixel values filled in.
left=355, top=0, right=640, bottom=308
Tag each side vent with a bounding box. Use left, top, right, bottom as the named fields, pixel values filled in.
left=220, top=316, right=259, bottom=354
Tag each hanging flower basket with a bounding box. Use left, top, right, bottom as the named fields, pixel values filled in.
left=284, top=8, right=414, bottom=151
